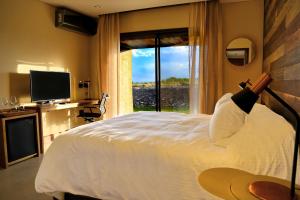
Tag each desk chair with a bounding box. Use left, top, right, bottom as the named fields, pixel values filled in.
left=78, top=93, right=109, bottom=123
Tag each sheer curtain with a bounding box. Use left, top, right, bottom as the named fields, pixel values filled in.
left=189, top=0, right=223, bottom=114
left=98, top=13, right=120, bottom=119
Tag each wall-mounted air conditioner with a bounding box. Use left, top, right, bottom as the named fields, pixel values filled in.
left=55, top=8, right=97, bottom=36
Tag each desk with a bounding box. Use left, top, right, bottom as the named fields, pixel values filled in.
left=26, top=100, right=98, bottom=153
left=199, top=168, right=300, bottom=200
left=36, top=100, right=99, bottom=112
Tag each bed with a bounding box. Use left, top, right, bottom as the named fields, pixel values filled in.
left=35, top=104, right=296, bottom=200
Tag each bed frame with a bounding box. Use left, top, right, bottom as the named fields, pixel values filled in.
left=53, top=193, right=100, bottom=200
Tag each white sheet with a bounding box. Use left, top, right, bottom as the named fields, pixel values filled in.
left=35, top=111, right=294, bottom=200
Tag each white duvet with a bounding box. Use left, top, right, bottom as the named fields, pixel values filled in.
left=35, top=111, right=295, bottom=200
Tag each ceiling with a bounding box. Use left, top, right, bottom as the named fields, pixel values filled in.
left=40, top=0, right=206, bottom=17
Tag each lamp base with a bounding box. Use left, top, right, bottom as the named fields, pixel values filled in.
left=249, top=181, right=296, bottom=200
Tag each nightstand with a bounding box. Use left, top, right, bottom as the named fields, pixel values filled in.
left=199, top=168, right=300, bottom=200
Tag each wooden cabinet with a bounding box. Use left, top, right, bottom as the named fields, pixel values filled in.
left=0, top=110, right=40, bottom=168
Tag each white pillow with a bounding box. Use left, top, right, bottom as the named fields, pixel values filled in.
left=216, top=103, right=295, bottom=147
left=246, top=103, right=292, bottom=127
left=209, top=99, right=246, bottom=142
left=214, top=93, right=233, bottom=112
left=224, top=104, right=295, bottom=176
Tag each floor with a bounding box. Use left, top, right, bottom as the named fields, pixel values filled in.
left=0, top=156, right=52, bottom=200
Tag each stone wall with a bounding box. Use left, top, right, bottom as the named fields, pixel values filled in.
left=133, top=86, right=189, bottom=110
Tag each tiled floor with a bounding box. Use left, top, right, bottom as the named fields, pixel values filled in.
left=0, top=156, right=52, bottom=200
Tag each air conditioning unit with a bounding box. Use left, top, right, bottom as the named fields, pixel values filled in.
left=55, top=8, right=97, bottom=36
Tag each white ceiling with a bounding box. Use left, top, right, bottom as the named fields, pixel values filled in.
left=40, top=0, right=206, bottom=17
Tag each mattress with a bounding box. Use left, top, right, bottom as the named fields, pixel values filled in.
left=35, top=111, right=294, bottom=200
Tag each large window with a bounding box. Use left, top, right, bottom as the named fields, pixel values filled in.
left=120, top=28, right=189, bottom=113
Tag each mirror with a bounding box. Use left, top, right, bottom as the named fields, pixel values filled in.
left=225, top=37, right=256, bottom=67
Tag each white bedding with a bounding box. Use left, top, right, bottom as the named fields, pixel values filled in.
left=35, top=111, right=295, bottom=200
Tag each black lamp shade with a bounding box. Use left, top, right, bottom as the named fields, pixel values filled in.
left=239, top=81, right=247, bottom=89
left=231, top=87, right=259, bottom=114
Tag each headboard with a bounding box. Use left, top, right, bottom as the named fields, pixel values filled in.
left=263, top=0, right=300, bottom=127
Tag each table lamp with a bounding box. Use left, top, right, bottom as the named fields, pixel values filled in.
left=231, top=73, right=300, bottom=200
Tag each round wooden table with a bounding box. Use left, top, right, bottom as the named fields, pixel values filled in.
left=199, top=168, right=300, bottom=200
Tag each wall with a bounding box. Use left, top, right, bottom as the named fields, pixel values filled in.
left=89, top=33, right=99, bottom=99
left=120, top=50, right=133, bottom=114
left=0, top=0, right=91, bottom=151
left=119, top=5, right=190, bottom=33
left=222, top=0, right=264, bottom=93
left=263, top=0, right=300, bottom=113
left=0, top=0, right=90, bottom=102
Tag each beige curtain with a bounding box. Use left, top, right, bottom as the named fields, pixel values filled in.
left=98, top=13, right=120, bottom=119
left=189, top=0, right=223, bottom=114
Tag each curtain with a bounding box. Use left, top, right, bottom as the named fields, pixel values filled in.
left=189, top=0, right=223, bottom=114
left=98, top=13, right=120, bottom=119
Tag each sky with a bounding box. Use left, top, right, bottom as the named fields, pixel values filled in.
left=131, top=46, right=189, bottom=83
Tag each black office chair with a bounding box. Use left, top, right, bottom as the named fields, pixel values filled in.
left=78, top=93, right=109, bottom=123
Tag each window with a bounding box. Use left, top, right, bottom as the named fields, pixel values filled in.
left=120, top=28, right=189, bottom=113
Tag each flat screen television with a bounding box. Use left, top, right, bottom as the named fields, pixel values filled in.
left=30, top=70, right=71, bottom=103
